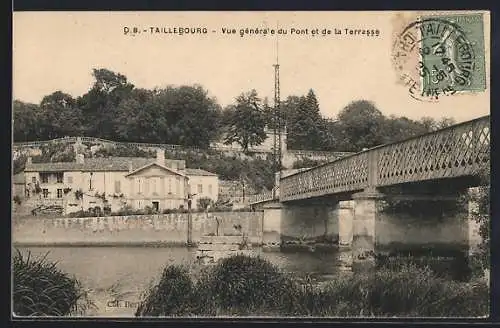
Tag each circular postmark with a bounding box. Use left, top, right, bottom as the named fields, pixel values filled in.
left=392, top=17, right=477, bottom=102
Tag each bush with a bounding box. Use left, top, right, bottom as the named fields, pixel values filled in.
left=162, top=208, right=188, bottom=214
left=375, top=253, right=472, bottom=282
left=197, top=197, right=213, bottom=211
left=310, top=264, right=488, bottom=317
left=135, top=265, right=194, bottom=317
left=469, top=167, right=490, bottom=271
left=196, top=255, right=297, bottom=315
left=12, top=249, right=93, bottom=316
left=292, top=158, right=323, bottom=169
left=134, top=255, right=489, bottom=317
left=66, top=210, right=94, bottom=218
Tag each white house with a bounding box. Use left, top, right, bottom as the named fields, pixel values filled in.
left=23, top=149, right=219, bottom=214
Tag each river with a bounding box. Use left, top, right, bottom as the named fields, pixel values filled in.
left=16, top=246, right=344, bottom=317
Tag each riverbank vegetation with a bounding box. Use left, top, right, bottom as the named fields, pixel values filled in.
left=135, top=254, right=488, bottom=317
left=12, top=249, right=94, bottom=316
left=11, top=250, right=488, bottom=317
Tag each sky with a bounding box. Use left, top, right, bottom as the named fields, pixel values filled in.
left=13, top=11, right=490, bottom=123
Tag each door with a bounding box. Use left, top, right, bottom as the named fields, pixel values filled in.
left=152, top=201, right=159, bottom=212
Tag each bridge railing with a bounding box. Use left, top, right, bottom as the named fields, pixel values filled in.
left=247, top=187, right=280, bottom=205
left=280, top=115, right=490, bottom=202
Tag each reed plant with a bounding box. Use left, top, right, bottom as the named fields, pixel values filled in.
left=135, top=265, right=193, bottom=317
left=12, top=249, right=93, bottom=316
left=135, top=254, right=489, bottom=317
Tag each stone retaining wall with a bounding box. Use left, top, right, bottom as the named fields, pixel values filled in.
left=12, top=212, right=263, bottom=246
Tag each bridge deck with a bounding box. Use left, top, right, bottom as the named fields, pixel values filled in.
left=278, top=116, right=489, bottom=202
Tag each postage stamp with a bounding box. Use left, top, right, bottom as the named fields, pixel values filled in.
left=392, top=12, right=486, bottom=102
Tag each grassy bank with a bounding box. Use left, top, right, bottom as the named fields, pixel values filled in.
left=11, top=249, right=488, bottom=317
left=12, top=249, right=94, bottom=316
left=135, top=254, right=489, bottom=317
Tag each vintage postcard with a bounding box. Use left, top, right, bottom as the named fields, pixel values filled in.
left=12, top=11, right=490, bottom=318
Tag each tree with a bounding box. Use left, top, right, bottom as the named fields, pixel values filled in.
left=13, top=155, right=27, bottom=175
left=437, top=117, right=456, bottom=129
left=419, top=116, right=456, bottom=132
left=158, top=85, right=221, bottom=148
left=113, top=88, right=159, bottom=142
left=38, top=91, right=83, bottom=139
left=469, top=167, right=490, bottom=270
left=92, top=68, right=131, bottom=94
left=335, top=100, right=387, bottom=152
left=382, top=115, right=429, bottom=143
left=320, top=118, right=341, bottom=151
left=13, top=100, right=39, bottom=142
left=262, top=97, right=284, bottom=132
left=281, top=90, right=325, bottom=150
left=223, top=90, right=267, bottom=153
left=78, top=68, right=134, bottom=139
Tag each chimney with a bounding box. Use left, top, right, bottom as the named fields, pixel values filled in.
left=128, top=162, right=133, bottom=172
left=156, top=148, right=165, bottom=166
left=76, top=154, right=85, bottom=164
left=27, top=157, right=32, bottom=165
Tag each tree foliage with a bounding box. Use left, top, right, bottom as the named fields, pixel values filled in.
left=222, top=90, right=267, bottom=153
left=469, top=167, right=490, bottom=268
left=13, top=69, right=221, bottom=149
left=13, top=100, right=42, bottom=142
left=335, top=100, right=387, bottom=151
left=13, top=68, right=458, bottom=154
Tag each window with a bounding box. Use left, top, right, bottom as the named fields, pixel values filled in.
left=67, top=176, right=73, bottom=184
left=175, top=177, right=180, bottom=195
left=114, top=180, right=121, bottom=193
left=40, top=173, right=49, bottom=183
left=198, top=184, right=203, bottom=194
left=31, top=177, right=36, bottom=183
left=151, top=178, right=157, bottom=194
left=208, top=184, right=212, bottom=195
left=42, top=189, right=49, bottom=198
left=168, top=177, right=172, bottom=193
left=57, top=189, right=63, bottom=198
left=56, top=173, right=63, bottom=183
left=138, top=178, right=143, bottom=194
left=89, top=172, right=94, bottom=190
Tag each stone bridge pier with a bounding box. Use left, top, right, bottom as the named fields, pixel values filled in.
left=262, top=199, right=354, bottom=252
left=262, top=184, right=479, bottom=276
left=350, top=184, right=477, bottom=276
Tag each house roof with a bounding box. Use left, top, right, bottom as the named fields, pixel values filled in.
left=125, top=162, right=187, bottom=178
left=185, top=168, right=217, bottom=176
left=25, top=157, right=153, bottom=172
left=24, top=157, right=218, bottom=177
left=13, top=173, right=25, bottom=184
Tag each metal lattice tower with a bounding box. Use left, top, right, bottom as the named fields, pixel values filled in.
left=273, top=62, right=281, bottom=170
left=272, top=30, right=282, bottom=197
